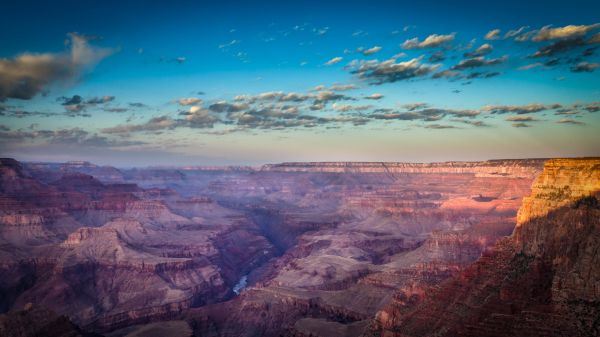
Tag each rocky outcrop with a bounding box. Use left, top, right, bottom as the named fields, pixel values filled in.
left=367, top=157, right=600, bottom=337
left=516, top=158, right=599, bottom=222
left=25, top=161, right=125, bottom=183
left=0, top=304, right=101, bottom=337
left=514, top=158, right=600, bottom=304
left=186, top=287, right=371, bottom=337
left=0, top=159, right=278, bottom=332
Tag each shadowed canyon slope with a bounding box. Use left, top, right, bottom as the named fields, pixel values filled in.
left=5, top=157, right=594, bottom=336
left=367, top=158, right=600, bottom=337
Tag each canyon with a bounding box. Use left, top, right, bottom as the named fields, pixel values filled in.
left=367, top=158, right=600, bottom=337
left=1, top=157, right=597, bottom=336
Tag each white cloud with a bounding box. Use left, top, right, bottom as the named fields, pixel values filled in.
left=484, top=29, right=501, bottom=40
left=533, top=24, right=600, bottom=41
left=362, top=46, right=382, bottom=55
left=325, top=56, right=343, bottom=65
left=402, top=34, right=455, bottom=49
left=518, top=63, right=543, bottom=71
left=177, top=97, right=202, bottom=106
left=365, top=93, right=383, bottom=100
left=0, top=33, right=114, bottom=100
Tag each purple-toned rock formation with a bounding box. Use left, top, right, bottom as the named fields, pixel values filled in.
left=9, top=157, right=595, bottom=337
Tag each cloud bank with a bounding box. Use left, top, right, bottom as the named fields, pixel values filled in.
left=0, top=33, right=114, bottom=100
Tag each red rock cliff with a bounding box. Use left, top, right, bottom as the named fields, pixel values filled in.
left=366, top=157, right=600, bottom=337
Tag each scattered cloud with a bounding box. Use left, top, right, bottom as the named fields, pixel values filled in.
left=464, top=44, right=493, bottom=57
left=104, top=107, right=128, bottom=113
left=451, top=56, right=507, bottom=70
left=182, top=107, right=219, bottom=128
left=505, top=116, right=540, bottom=122
left=482, top=103, right=550, bottom=114
left=4, top=21, right=597, bottom=145
left=325, top=56, right=343, bottom=65
left=233, top=90, right=354, bottom=107
left=102, top=116, right=179, bottom=134
left=59, top=95, right=83, bottom=106
left=402, top=33, right=455, bottom=49
left=0, top=127, right=144, bottom=147
left=533, top=24, right=600, bottom=41
left=554, top=110, right=580, bottom=116
left=425, top=124, right=457, bottom=129
left=90, top=94, right=596, bottom=138
left=177, top=97, right=203, bottom=106
left=451, top=118, right=490, bottom=127
left=56, top=94, right=115, bottom=115
left=582, top=102, right=599, bottom=112
left=369, top=107, right=477, bottom=122
left=530, top=38, right=587, bottom=58
left=86, top=96, right=114, bottom=104
left=0, top=109, right=58, bottom=118
left=362, top=46, right=382, bottom=55
left=332, top=103, right=371, bottom=112
left=347, top=57, right=441, bottom=84
left=208, top=101, right=249, bottom=113
left=391, top=52, right=407, bottom=59
left=570, top=61, right=599, bottom=72
left=313, top=84, right=357, bottom=92
left=518, top=62, right=543, bottom=70
left=557, top=118, right=585, bottom=125
left=402, top=102, right=429, bottom=111
left=465, top=71, right=500, bottom=79
left=364, top=93, right=383, bottom=100
left=429, top=51, right=446, bottom=62
left=218, top=39, right=240, bottom=49
left=314, top=27, right=329, bottom=36
left=484, top=29, right=501, bottom=40
left=432, top=69, right=462, bottom=79
left=504, top=26, right=529, bottom=39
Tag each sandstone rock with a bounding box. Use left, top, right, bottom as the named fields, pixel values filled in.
left=0, top=304, right=101, bottom=337
left=367, top=158, right=600, bottom=337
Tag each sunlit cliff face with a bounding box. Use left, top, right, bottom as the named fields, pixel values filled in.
left=516, top=158, right=600, bottom=225
left=371, top=158, right=600, bottom=337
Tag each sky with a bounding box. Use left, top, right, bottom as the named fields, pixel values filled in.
left=0, top=0, right=599, bottom=166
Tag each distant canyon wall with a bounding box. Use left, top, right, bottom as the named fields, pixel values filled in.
left=261, top=160, right=545, bottom=178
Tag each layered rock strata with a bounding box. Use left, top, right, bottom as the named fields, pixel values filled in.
left=367, top=158, right=600, bottom=337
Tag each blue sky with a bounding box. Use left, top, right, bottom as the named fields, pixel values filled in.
left=0, top=0, right=599, bottom=165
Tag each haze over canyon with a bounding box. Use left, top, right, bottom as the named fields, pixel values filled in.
left=0, top=157, right=598, bottom=336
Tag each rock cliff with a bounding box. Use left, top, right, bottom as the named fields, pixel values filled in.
left=0, top=304, right=101, bottom=337
left=367, top=158, right=600, bottom=337
left=0, top=159, right=276, bottom=331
